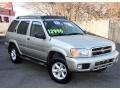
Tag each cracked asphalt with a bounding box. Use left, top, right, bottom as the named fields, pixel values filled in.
left=0, top=37, right=120, bottom=88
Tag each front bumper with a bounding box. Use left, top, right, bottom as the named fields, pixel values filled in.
left=66, top=50, right=119, bottom=72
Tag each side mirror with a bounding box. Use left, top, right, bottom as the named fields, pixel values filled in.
left=34, top=33, right=46, bottom=39
left=83, top=30, right=87, bottom=34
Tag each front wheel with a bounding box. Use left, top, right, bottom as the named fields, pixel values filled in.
left=49, top=58, right=71, bottom=84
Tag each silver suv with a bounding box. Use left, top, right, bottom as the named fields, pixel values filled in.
left=5, top=16, right=119, bottom=83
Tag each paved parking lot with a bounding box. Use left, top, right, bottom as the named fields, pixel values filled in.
left=0, top=37, right=120, bottom=88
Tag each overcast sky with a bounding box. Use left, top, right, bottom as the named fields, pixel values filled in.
left=12, top=2, right=33, bottom=16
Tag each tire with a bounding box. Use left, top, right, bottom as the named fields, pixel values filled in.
left=48, top=54, right=71, bottom=84
left=9, top=45, right=21, bottom=64
left=93, top=68, right=107, bottom=72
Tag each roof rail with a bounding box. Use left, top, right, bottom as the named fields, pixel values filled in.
left=16, top=15, right=67, bottom=20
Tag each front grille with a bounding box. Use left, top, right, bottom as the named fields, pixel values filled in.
left=92, top=46, right=112, bottom=56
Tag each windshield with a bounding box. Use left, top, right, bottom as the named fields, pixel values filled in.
left=44, top=20, right=84, bottom=36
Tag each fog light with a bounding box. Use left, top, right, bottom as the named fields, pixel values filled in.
left=77, top=64, right=82, bottom=69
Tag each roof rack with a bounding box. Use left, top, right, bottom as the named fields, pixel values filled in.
left=16, top=15, right=67, bottom=20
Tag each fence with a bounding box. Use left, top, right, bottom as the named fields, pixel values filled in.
left=77, top=20, right=120, bottom=44
left=109, top=20, right=120, bottom=44
left=77, top=20, right=109, bottom=38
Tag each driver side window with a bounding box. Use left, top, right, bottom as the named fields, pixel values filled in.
left=30, top=21, right=45, bottom=37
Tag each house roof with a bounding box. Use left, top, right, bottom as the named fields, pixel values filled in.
left=0, top=8, right=15, bottom=16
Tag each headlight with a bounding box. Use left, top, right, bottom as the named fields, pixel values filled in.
left=70, top=48, right=91, bottom=57
left=112, top=43, right=116, bottom=52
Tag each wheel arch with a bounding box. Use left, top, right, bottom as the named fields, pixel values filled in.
left=8, top=40, right=22, bottom=55
left=47, top=49, right=67, bottom=66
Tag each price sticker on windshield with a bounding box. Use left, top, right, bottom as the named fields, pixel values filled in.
left=48, top=29, right=63, bottom=35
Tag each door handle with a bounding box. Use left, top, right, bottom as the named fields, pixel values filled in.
left=27, top=38, right=30, bottom=40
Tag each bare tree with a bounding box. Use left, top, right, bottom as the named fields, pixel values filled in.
left=22, top=2, right=120, bottom=21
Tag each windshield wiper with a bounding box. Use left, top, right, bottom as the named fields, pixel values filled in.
left=50, top=33, right=84, bottom=37
left=64, top=33, right=84, bottom=35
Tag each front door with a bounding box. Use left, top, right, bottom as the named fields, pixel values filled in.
left=26, top=21, right=49, bottom=61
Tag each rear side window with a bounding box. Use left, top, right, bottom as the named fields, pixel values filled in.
left=8, top=20, right=19, bottom=32
left=17, top=21, right=30, bottom=35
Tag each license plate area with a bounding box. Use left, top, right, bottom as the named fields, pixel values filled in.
left=93, top=59, right=114, bottom=70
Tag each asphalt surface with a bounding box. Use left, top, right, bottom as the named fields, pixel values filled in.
left=0, top=36, right=120, bottom=88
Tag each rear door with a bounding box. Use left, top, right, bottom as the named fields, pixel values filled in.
left=15, top=20, right=30, bottom=54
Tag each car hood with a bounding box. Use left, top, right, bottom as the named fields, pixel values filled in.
left=52, top=34, right=113, bottom=49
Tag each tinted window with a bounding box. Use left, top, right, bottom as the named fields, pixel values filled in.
left=30, top=21, right=44, bottom=37
left=17, top=21, right=30, bottom=35
left=4, top=17, right=9, bottom=23
left=0, top=16, right=2, bottom=23
left=8, top=20, right=19, bottom=32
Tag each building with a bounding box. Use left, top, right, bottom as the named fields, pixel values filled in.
left=0, top=2, right=15, bottom=36
left=0, top=2, right=15, bottom=23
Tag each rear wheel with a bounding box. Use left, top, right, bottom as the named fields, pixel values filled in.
left=9, top=45, right=21, bottom=64
left=48, top=54, right=71, bottom=84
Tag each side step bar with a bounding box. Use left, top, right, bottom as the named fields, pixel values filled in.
left=20, top=55, right=47, bottom=67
